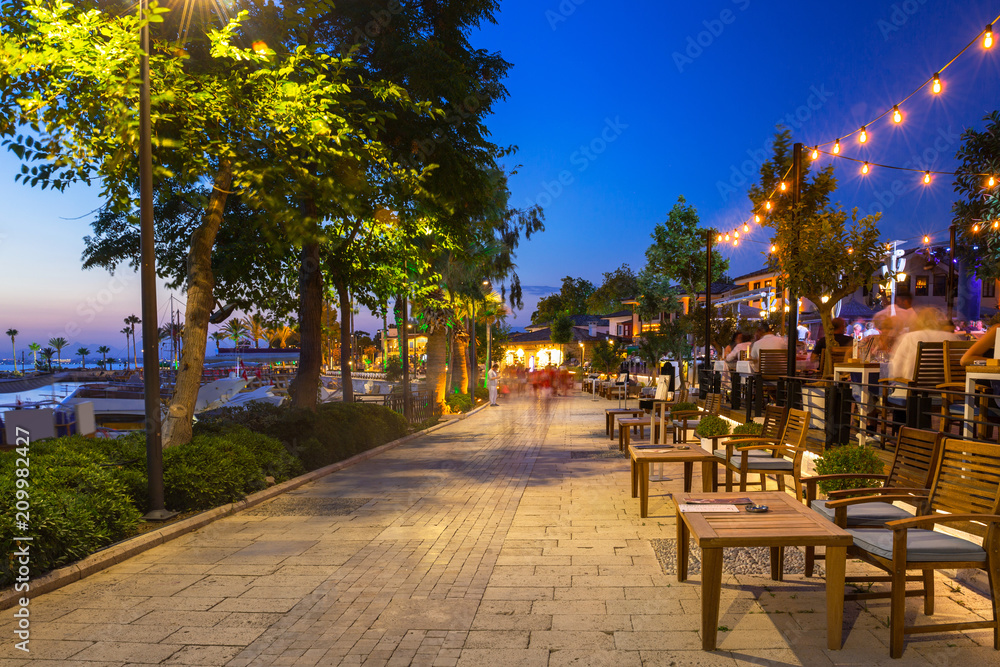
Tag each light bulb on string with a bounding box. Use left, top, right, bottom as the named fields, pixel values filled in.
left=765, top=200, right=772, bottom=210
left=986, top=24, right=994, bottom=49
left=989, top=176, right=996, bottom=188
left=725, top=233, right=730, bottom=241
left=811, top=147, right=819, bottom=160
left=770, top=245, right=777, bottom=253
left=892, top=106, right=902, bottom=124
left=973, top=224, right=980, bottom=233
left=734, top=230, right=740, bottom=239
left=923, top=172, right=931, bottom=185
left=754, top=214, right=761, bottom=223
left=859, top=126, right=868, bottom=143
left=923, top=235, right=930, bottom=244
left=742, top=223, right=749, bottom=233
left=932, top=73, right=942, bottom=94
left=780, top=181, right=787, bottom=192
left=861, top=162, right=870, bottom=175
left=717, top=234, right=722, bottom=243
left=848, top=247, right=854, bottom=254
left=833, top=139, right=841, bottom=154
left=733, top=239, right=739, bottom=247
left=994, top=220, right=999, bottom=230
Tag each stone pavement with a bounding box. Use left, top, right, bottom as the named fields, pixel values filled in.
left=2, top=392, right=999, bottom=666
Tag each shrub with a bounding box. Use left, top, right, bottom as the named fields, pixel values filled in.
left=0, top=438, right=142, bottom=587
left=814, top=445, right=885, bottom=495
left=695, top=414, right=731, bottom=438
left=671, top=402, right=699, bottom=414
left=385, top=355, right=403, bottom=383
left=474, top=386, right=489, bottom=402
left=732, top=422, right=764, bottom=436
left=446, top=392, right=473, bottom=414
left=163, top=432, right=265, bottom=511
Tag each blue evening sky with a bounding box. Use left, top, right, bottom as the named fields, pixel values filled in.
left=1, top=0, right=998, bottom=357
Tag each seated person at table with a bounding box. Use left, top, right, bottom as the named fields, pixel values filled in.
left=750, top=324, right=787, bottom=360
left=810, top=317, right=853, bottom=364
left=961, top=323, right=1000, bottom=407
left=724, top=332, right=751, bottom=365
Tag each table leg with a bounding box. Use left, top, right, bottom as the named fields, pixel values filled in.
left=676, top=511, right=689, bottom=582
left=701, top=460, right=714, bottom=493
left=965, top=378, right=976, bottom=439
left=770, top=546, right=784, bottom=582
left=630, top=456, right=638, bottom=498
left=620, top=426, right=627, bottom=452
left=825, top=545, right=846, bottom=650
left=607, top=413, right=613, bottom=439
left=683, top=462, right=693, bottom=493
left=640, top=461, right=649, bottom=518
left=701, top=547, right=723, bottom=651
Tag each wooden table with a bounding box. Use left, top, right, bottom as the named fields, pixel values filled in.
left=618, top=415, right=652, bottom=451
left=675, top=491, right=851, bottom=651
left=629, top=444, right=718, bottom=517
left=964, top=365, right=1000, bottom=438
left=833, top=362, right=885, bottom=432
left=606, top=408, right=645, bottom=440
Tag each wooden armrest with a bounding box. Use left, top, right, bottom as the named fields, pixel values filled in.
left=735, top=444, right=783, bottom=452
left=825, top=494, right=926, bottom=509
left=878, top=377, right=913, bottom=385
left=803, top=473, right=888, bottom=485
left=826, top=485, right=924, bottom=499
left=722, top=437, right=777, bottom=445
left=885, top=514, right=1000, bottom=531
left=935, top=382, right=965, bottom=390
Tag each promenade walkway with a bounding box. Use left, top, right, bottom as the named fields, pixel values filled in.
left=2, top=392, right=998, bottom=666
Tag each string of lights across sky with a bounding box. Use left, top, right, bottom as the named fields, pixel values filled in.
left=716, top=15, right=1000, bottom=253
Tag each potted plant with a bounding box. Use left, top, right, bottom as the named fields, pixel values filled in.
left=813, top=445, right=885, bottom=495
left=731, top=422, right=763, bottom=437
left=695, top=414, right=731, bottom=451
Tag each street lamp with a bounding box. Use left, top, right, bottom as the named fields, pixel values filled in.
left=138, top=0, right=170, bottom=521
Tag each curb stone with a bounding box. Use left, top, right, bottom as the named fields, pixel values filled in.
left=0, top=404, right=488, bottom=610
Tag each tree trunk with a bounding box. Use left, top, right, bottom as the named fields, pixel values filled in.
left=425, top=327, right=448, bottom=410
left=453, top=331, right=469, bottom=395
left=163, top=162, right=232, bottom=448
left=335, top=278, right=354, bottom=403
left=447, top=325, right=455, bottom=392
left=289, top=240, right=323, bottom=409
left=818, top=303, right=836, bottom=378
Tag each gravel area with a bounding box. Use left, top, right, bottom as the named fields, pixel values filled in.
left=245, top=496, right=373, bottom=516
left=570, top=445, right=628, bottom=459
left=651, top=538, right=824, bottom=577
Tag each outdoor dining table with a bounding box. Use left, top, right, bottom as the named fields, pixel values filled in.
left=629, top=443, right=718, bottom=517
left=675, top=491, right=851, bottom=651
left=605, top=408, right=645, bottom=440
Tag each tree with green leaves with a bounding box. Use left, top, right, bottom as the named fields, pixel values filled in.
left=28, top=342, right=40, bottom=370
left=749, top=129, right=883, bottom=377
left=97, top=345, right=111, bottom=369
left=953, top=111, right=1000, bottom=284
left=531, top=276, right=595, bottom=324
left=550, top=313, right=574, bottom=366
left=124, top=315, right=140, bottom=371
left=642, top=196, right=728, bottom=303
left=590, top=338, right=626, bottom=378
left=40, top=347, right=54, bottom=372
left=76, top=347, right=90, bottom=369
left=587, top=264, right=640, bottom=315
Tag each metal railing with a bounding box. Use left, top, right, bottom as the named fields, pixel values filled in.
left=355, top=390, right=439, bottom=423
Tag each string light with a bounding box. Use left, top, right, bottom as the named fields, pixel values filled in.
left=989, top=176, right=996, bottom=187
left=923, top=171, right=931, bottom=185
left=734, top=230, right=740, bottom=239
left=848, top=248, right=854, bottom=254
left=754, top=214, right=761, bottom=223
left=725, top=233, right=730, bottom=241
left=780, top=181, right=787, bottom=192
left=717, top=234, right=722, bottom=243
left=973, top=223, right=980, bottom=233
left=861, top=162, right=870, bottom=175
left=742, top=223, right=749, bottom=233
left=811, top=147, right=819, bottom=160
left=820, top=295, right=830, bottom=304
left=986, top=24, right=994, bottom=49
left=733, top=239, right=739, bottom=247
left=765, top=200, right=772, bottom=210
left=859, top=126, right=868, bottom=143
left=932, top=73, right=942, bottom=94
left=833, top=139, right=841, bottom=154
left=892, top=106, right=902, bottom=124
left=770, top=244, right=777, bottom=253
left=923, top=235, right=930, bottom=244
left=994, top=220, right=999, bottom=230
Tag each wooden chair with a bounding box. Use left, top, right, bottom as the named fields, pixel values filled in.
left=801, top=427, right=944, bottom=577
left=757, top=349, right=788, bottom=403
left=938, top=339, right=977, bottom=434
left=722, top=408, right=811, bottom=500
left=877, top=341, right=946, bottom=432
left=843, top=438, right=1000, bottom=658
left=713, top=404, right=789, bottom=491
left=672, top=392, right=723, bottom=444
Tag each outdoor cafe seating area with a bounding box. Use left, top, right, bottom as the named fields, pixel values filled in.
left=586, top=357, right=1000, bottom=658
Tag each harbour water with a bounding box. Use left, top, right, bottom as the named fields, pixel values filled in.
left=0, top=382, right=83, bottom=415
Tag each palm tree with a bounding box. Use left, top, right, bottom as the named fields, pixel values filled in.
left=48, top=337, right=68, bottom=369
left=210, top=331, right=228, bottom=353
left=28, top=342, right=41, bottom=370
left=245, top=313, right=268, bottom=349
left=120, top=326, right=132, bottom=369
left=5, top=328, right=18, bottom=373
left=76, top=347, right=91, bottom=369
left=97, top=345, right=111, bottom=369
left=40, top=347, right=55, bottom=372
left=124, top=314, right=140, bottom=369
left=270, top=324, right=294, bottom=349
left=221, top=319, right=248, bottom=349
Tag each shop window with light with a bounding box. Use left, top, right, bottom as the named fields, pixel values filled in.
left=933, top=274, right=946, bottom=297
left=753, top=282, right=760, bottom=290
left=985, top=280, right=997, bottom=298
left=764, top=280, right=771, bottom=288
left=915, top=275, right=929, bottom=296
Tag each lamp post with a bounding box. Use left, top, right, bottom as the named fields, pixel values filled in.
left=483, top=280, right=492, bottom=387
left=138, top=0, right=169, bottom=520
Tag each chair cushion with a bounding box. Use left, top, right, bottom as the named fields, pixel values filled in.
left=848, top=528, right=987, bottom=562
left=812, top=499, right=913, bottom=527
left=728, top=455, right=792, bottom=471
